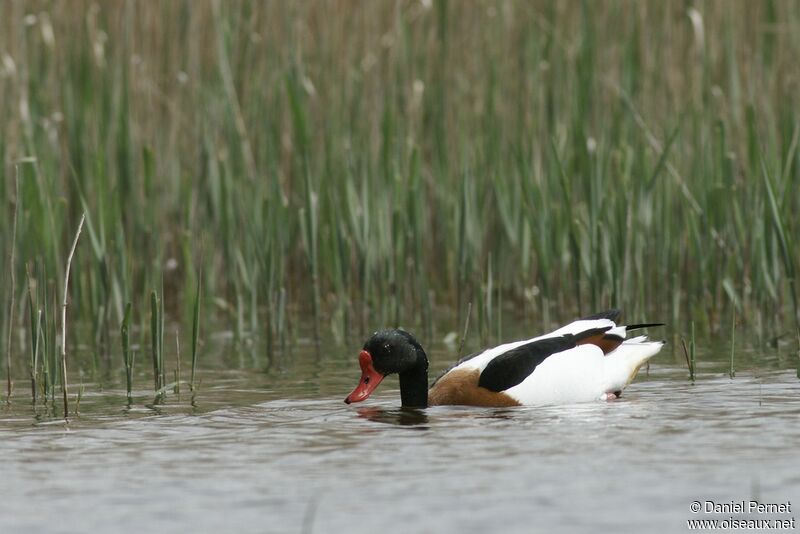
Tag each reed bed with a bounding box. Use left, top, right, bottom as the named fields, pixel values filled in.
left=1, top=1, right=800, bottom=395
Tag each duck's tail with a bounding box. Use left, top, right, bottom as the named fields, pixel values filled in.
left=602, top=338, right=665, bottom=393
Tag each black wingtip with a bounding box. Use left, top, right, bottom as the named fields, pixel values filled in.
left=626, top=322, right=665, bottom=331
left=581, top=309, right=622, bottom=322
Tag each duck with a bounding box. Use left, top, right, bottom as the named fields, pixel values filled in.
left=344, top=309, right=664, bottom=408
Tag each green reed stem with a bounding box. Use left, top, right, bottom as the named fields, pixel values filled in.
left=27, top=267, right=41, bottom=406
left=5, top=168, right=19, bottom=403
left=457, top=301, right=472, bottom=360
left=690, top=321, right=696, bottom=383
left=159, top=282, right=165, bottom=392
left=174, top=329, right=180, bottom=396
left=190, top=274, right=201, bottom=392
left=730, top=309, right=735, bottom=379
left=680, top=337, right=692, bottom=384
left=121, top=302, right=133, bottom=400
left=150, top=290, right=163, bottom=398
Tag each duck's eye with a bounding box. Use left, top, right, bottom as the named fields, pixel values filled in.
left=383, top=343, right=390, bottom=352
left=363, top=376, right=370, bottom=384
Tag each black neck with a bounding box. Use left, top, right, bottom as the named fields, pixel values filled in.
left=398, top=363, right=428, bottom=407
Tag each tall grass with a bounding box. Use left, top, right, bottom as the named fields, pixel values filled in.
left=1, top=1, right=800, bottom=393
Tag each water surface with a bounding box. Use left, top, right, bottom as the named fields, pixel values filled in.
left=2, top=341, right=799, bottom=533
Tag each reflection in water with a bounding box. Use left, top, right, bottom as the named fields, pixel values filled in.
left=355, top=407, right=429, bottom=428
left=478, top=408, right=517, bottom=420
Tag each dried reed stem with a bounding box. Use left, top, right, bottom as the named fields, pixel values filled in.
left=61, top=213, right=86, bottom=419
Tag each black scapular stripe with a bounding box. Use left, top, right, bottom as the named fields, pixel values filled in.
left=625, top=322, right=664, bottom=331
left=478, top=327, right=611, bottom=392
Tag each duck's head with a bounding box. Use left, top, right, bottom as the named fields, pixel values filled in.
left=344, top=329, right=428, bottom=405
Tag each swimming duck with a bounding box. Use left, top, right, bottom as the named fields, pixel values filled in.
left=344, top=310, right=663, bottom=407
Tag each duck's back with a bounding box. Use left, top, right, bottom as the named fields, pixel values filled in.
left=428, top=316, right=663, bottom=407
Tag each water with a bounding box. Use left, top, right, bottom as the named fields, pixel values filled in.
left=2, top=340, right=799, bottom=533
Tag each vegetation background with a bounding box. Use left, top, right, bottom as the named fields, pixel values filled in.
left=1, top=1, right=799, bottom=395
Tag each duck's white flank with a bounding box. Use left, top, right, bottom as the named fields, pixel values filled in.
left=503, top=339, right=663, bottom=405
